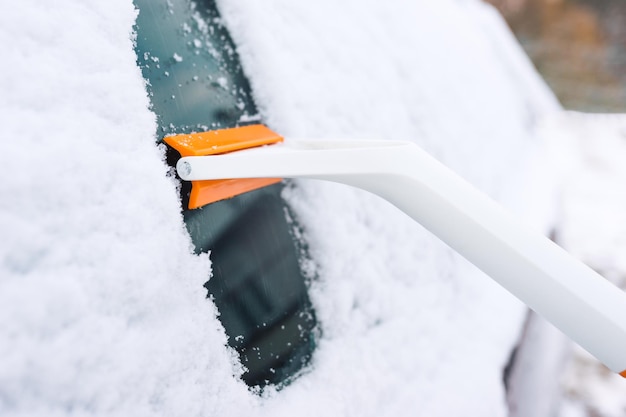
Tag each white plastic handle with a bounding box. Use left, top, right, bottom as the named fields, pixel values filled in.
left=177, top=139, right=626, bottom=374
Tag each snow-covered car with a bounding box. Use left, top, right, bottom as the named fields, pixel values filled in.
left=2, top=0, right=585, bottom=415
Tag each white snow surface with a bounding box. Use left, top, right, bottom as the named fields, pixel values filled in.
left=0, top=0, right=563, bottom=416
left=548, top=113, right=626, bottom=417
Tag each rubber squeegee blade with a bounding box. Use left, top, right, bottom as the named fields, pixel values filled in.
left=164, top=124, right=284, bottom=209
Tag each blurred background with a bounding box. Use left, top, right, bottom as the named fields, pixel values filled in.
left=485, top=0, right=626, bottom=113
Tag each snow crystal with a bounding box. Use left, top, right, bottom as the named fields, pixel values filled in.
left=215, top=76, right=228, bottom=89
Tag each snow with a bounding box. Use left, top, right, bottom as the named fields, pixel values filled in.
left=548, top=113, right=626, bottom=417
left=556, top=114, right=626, bottom=283
left=0, top=0, right=581, bottom=416
left=505, top=312, right=570, bottom=417
left=0, top=1, right=252, bottom=415
left=218, top=0, right=561, bottom=414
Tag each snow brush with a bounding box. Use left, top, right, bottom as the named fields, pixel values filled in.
left=165, top=124, right=626, bottom=378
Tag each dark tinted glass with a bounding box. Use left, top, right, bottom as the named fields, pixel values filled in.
left=133, top=0, right=316, bottom=388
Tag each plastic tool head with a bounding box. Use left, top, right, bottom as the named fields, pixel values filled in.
left=164, top=124, right=283, bottom=209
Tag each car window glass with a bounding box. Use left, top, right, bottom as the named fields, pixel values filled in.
left=133, top=0, right=317, bottom=388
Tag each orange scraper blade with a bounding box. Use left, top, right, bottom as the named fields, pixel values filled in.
left=163, top=124, right=283, bottom=209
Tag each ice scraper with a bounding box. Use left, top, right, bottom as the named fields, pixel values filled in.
left=165, top=124, right=626, bottom=378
